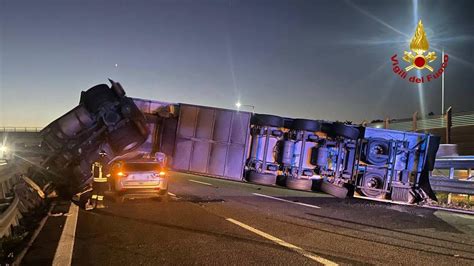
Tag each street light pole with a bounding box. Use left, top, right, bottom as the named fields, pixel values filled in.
left=441, top=49, right=445, bottom=114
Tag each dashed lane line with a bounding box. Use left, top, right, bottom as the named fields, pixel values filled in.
left=189, top=179, right=214, bottom=187
left=253, top=193, right=321, bottom=209
left=226, top=218, right=338, bottom=266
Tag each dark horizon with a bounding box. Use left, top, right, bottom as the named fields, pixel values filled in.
left=1, top=0, right=474, bottom=127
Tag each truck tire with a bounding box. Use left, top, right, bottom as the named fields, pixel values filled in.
left=357, top=171, right=386, bottom=198
left=251, top=114, right=284, bottom=127
left=246, top=171, right=277, bottom=185
left=285, top=178, right=313, bottom=191
left=290, top=119, right=321, bottom=132
left=322, top=122, right=359, bottom=140
left=81, top=84, right=117, bottom=113
left=362, top=138, right=390, bottom=166
left=108, top=122, right=147, bottom=154
left=283, top=118, right=294, bottom=129
left=319, top=180, right=352, bottom=198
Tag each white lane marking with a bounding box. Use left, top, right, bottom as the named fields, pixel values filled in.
left=53, top=203, right=79, bottom=266
left=167, top=192, right=177, bottom=197
left=226, top=218, right=338, bottom=266
left=189, top=179, right=214, bottom=186
left=253, top=193, right=321, bottom=209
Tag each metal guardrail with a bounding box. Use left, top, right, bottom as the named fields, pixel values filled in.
left=0, top=162, right=46, bottom=239
left=0, top=127, right=43, bottom=133
left=367, top=109, right=474, bottom=131
left=430, top=177, right=474, bottom=195
left=435, top=156, right=474, bottom=173
left=0, top=165, right=22, bottom=238
left=430, top=156, right=474, bottom=196
left=0, top=197, right=21, bottom=237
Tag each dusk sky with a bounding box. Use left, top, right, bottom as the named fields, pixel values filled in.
left=1, top=0, right=473, bottom=127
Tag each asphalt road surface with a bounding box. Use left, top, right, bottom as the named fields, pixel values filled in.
left=22, top=172, right=474, bottom=265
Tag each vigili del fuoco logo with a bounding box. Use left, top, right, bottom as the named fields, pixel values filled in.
left=391, top=20, right=448, bottom=83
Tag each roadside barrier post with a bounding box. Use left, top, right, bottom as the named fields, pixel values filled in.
left=445, top=107, right=452, bottom=144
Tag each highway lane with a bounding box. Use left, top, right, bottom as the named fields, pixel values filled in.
left=22, top=172, right=474, bottom=265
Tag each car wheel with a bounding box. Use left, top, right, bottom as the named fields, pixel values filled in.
left=246, top=171, right=277, bottom=185
left=251, top=114, right=284, bottom=127
left=322, top=122, right=360, bottom=140
left=290, top=119, right=321, bottom=132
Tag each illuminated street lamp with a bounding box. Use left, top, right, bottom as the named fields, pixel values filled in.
left=235, top=102, right=255, bottom=113
left=0, top=145, right=9, bottom=164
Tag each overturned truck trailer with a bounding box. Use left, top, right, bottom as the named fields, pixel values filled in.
left=35, top=81, right=440, bottom=203
left=158, top=108, right=439, bottom=203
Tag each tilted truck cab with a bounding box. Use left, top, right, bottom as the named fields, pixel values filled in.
left=32, top=80, right=149, bottom=196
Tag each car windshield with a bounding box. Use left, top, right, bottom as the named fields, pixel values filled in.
left=124, top=163, right=161, bottom=172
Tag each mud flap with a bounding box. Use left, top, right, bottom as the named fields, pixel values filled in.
left=418, top=170, right=437, bottom=202
left=418, top=135, right=441, bottom=202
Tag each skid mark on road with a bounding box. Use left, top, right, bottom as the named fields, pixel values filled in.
left=226, top=218, right=338, bottom=265
left=52, top=203, right=79, bottom=266
left=253, top=193, right=321, bottom=209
